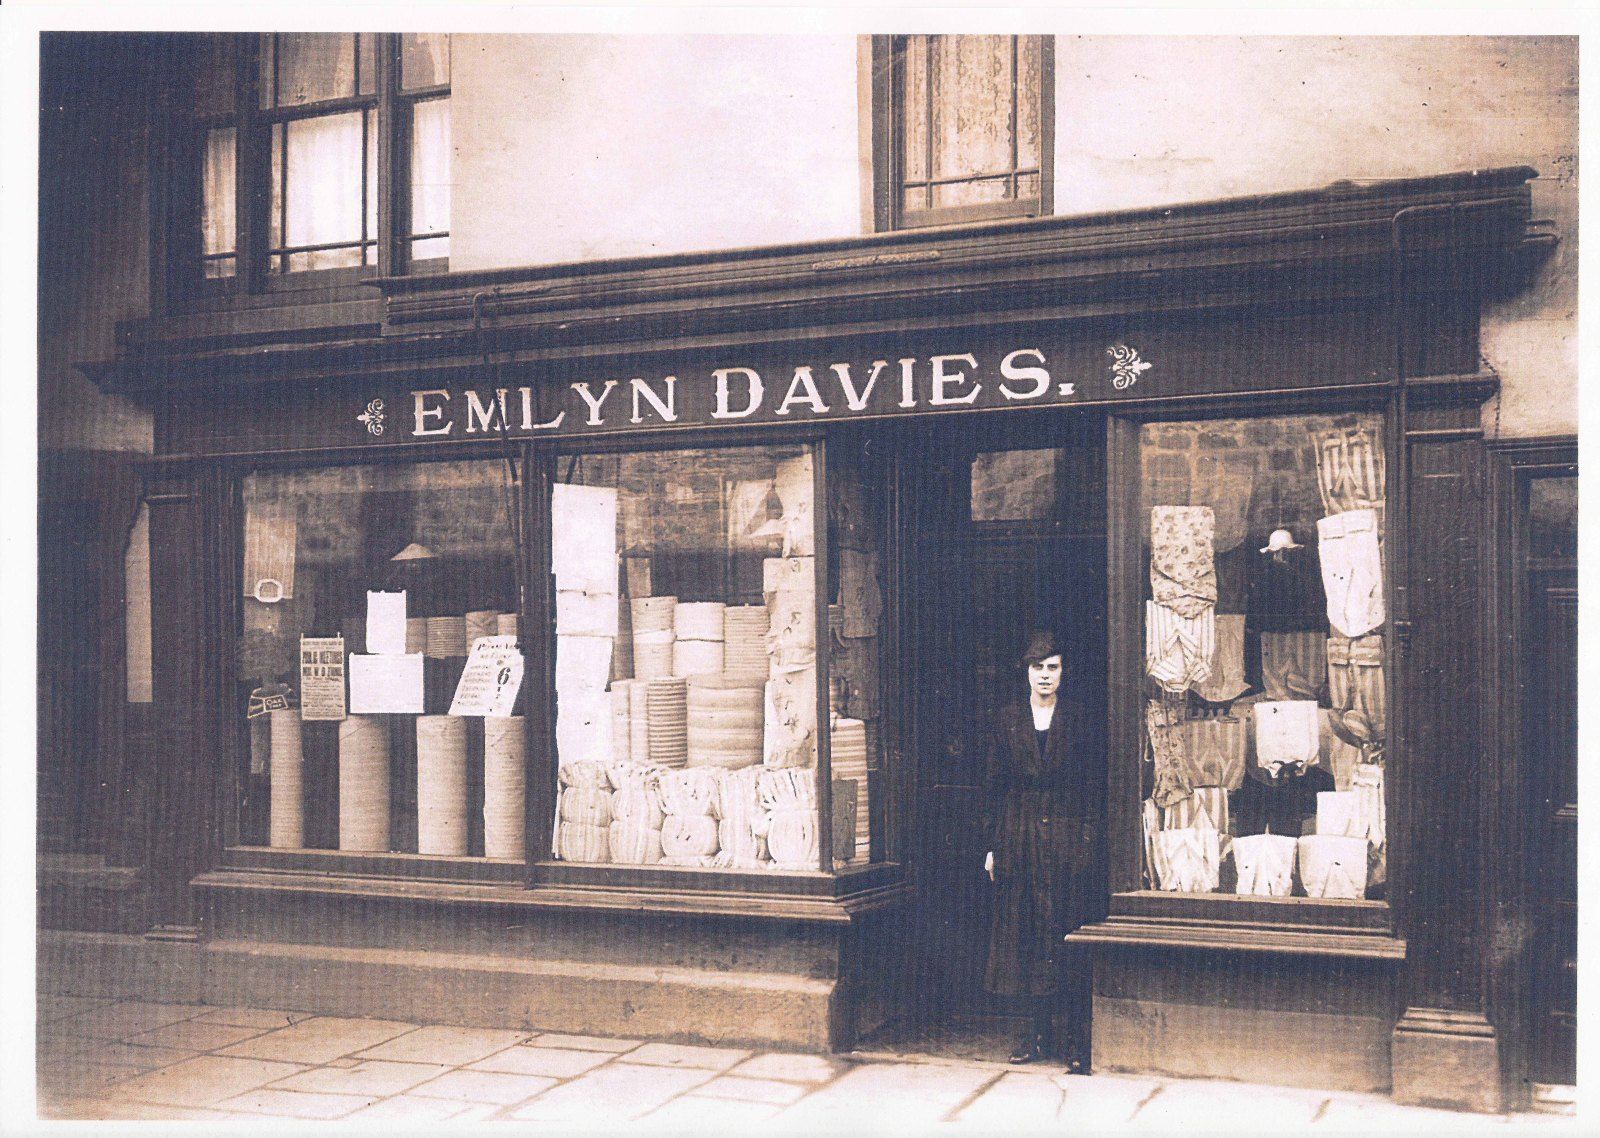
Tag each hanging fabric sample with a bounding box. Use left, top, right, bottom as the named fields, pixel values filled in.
left=1297, top=834, right=1368, bottom=899
left=1232, top=833, right=1298, bottom=897
left=1317, top=507, right=1385, bottom=638
left=1191, top=613, right=1249, bottom=703
left=1176, top=715, right=1248, bottom=791
left=1319, top=708, right=1365, bottom=791
left=1314, top=427, right=1386, bottom=517
left=1142, top=799, right=1168, bottom=889
left=764, top=662, right=817, bottom=769
left=1145, top=601, right=1216, bottom=693
left=1145, top=699, right=1193, bottom=809
left=1155, top=827, right=1221, bottom=893
left=1260, top=630, right=1328, bottom=701
left=1150, top=505, right=1218, bottom=619
left=1162, top=787, right=1229, bottom=835
left=1327, top=633, right=1386, bottom=741
left=773, top=453, right=815, bottom=557
left=1252, top=700, right=1321, bottom=776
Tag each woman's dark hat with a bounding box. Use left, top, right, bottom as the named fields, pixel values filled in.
left=1019, top=630, right=1062, bottom=667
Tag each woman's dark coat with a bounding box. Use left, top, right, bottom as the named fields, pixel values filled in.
left=982, top=697, right=1106, bottom=998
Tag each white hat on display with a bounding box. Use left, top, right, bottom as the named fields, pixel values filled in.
left=1259, top=528, right=1304, bottom=555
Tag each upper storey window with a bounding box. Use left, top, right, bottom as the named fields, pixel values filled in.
left=183, top=33, right=451, bottom=302
left=876, top=35, right=1052, bottom=230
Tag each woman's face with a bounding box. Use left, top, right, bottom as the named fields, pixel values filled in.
left=1027, top=654, right=1063, bottom=700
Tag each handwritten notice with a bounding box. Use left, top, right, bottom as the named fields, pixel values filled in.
left=366, top=590, right=408, bottom=656
left=449, top=635, right=525, bottom=717
left=299, top=635, right=347, bottom=721
left=349, top=652, right=425, bottom=714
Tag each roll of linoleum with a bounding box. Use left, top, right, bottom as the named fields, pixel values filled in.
left=483, top=715, right=526, bottom=859
left=466, top=609, right=500, bottom=645
left=674, top=601, right=725, bottom=642
left=673, top=637, right=724, bottom=678
left=633, top=629, right=675, bottom=681
left=338, top=715, right=391, bottom=852
left=269, top=709, right=304, bottom=848
left=405, top=617, right=428, bottom=655
left=496, top=612, right=520, bottom=640
left=426, top=616, right=468, bottom=659
left=628, top=679, right=650, bottom=764
left=646, top=677, right=689, bottom=768
left=417, top=715, right=469, bottom=856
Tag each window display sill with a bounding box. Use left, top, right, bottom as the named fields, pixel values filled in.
left=1068, top=891, right=1405, bottom=960
left=196, top=862, right=908, bottom=925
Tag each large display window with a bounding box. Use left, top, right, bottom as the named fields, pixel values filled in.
left=236, top=459, right=523, bottom=859
left=1136, top=412, right=1388, bottom=902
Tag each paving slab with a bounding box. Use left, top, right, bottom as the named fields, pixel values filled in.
left=692, top=1074, right=811, bottom=1105
left=269, top=1058, right=453, bottom=1098
left=126, top=1019, right=270, bottom=1052
left=37, top=995, right=117, bottom=1023
left=507, top=1062, right=715, bottom=1123
left=645, top=1094, right=784, bottom=1125
left=778, top=1061, right=1000, bottom=1128
left=78, top=1101, right=234, bottom=1121
left=470, top=1043, right=615, bottom=1078
left=1055, top=1073, right=1166, bottom=1128
left=345, top=1093, right=498, bottom=1122
left=37, top=1060, right=146, bottom=1100
left=955, top=1071, right=1067, bottom=1127
left=109, top=1055, right=306, bottom=1108
left=216, top=1015, right=418, bottom=1065
left=66, top=1001, right=210, bottom=1040
left=1132, top=1081, right=1329, bottom=1129
left=355, top=1024, right=530, bottom=1066
left=409, top=1068, right=561, bottom=1105
left=1314, top=1096, right=1516, bottom=1130
left=60, top=1042, right=196, bottom=1073
left=216, top=1086, right=379, bottom=1119
left=625, top=1041, right=753, bottom=1071
left=529, top=1031, right=643, bottom=1053
left=191, top=1006, right=315, bottom=1030
left=729, top=1051, right=842, bottom=1083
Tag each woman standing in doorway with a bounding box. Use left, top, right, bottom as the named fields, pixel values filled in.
left=982, top=630, right=1104, bottom=1071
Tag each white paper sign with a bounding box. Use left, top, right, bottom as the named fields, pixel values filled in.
left=366, top=590, right=408, bottom=656
left=450, top=635, right=525, bottom=717
left=349, top=652, right=425, bottom=714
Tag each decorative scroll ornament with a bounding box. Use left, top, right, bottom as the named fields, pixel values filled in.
left=358, top=399, right=385, bottom=436
left=1107, top=344, right=1152, bottom=389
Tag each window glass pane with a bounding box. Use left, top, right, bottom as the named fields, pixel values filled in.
left=125, top=503, right=153, bottom=704
left=930, top=34, right=1015, bottom=179
left=1137, top=413, right=1387, bottom=902
left=1016, top=35, right=1042, bottom=169
left=1017, top=171, right=1041, bottom=201
left=899, top=35, right=928, bottom=184
left=828, top=443, right=889, bottom=866
left=201, top=126, right=237, bottom=270
left=933, top=176, right=1012, bottom=208
left=410, top=97, right=452, bottom=239
left=193, top=35, right=238, bottom=118
left=275, top=32, right=357, bottom=106
left=552, top=446, right=822, bottom=873
left=1528, top=475, right=1577, bottom=559
left=270, top=110, right=366, bottom=271
left=900, top=187, right=928, bottom=214
left=238, top=461, right=521, bottom=856
left=357, top=32, right=375, bottom=96
left=365, top=107, right=377, bottom=263
left=410, top=236, right=450, bottom=262
left=401, top=32, right=451, bottom=90
left=972, top=449, right=1059, bottom=522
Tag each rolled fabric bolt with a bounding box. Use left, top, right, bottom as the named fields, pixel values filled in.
left=404, top=617, right=428, bottom=655
left=609, top=819, right=663, bottom=864
left=269, top=709, right=304, bottom=849
left=560, top=785, right=614, bottom=828
left=496, top=612, right=520, bottom=639
left=559, top=822, right=610, bottom=862
left=632, top=629, right=675, bottom=681
left=661, top=813, right=720, bottom=859
left=416, top=715, right=469, bottom=856
left=672, top=638, right=724, bottom=679
left=466, top=609, right=500, bottom=644
left=628, top=680, right=650, bottom=764
left=426, top=616, right=468, bottom=659
left=630, top=595, right=678, bottom=632
left=338, top=715, right=391, bottom=852
left=674, top=602, right=726, bottom=642
left=483, top=715, right=526, bottom=859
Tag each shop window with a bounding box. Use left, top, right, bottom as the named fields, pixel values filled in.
left=1137, top=413, right=1388, bottom=902
left=874, top=34, right=1052, bottom=231
left=236, top=460, right=520, bottom=858
left=551, top=445, right=837, bottom=872
left=184, top=32, right=450, bottom=301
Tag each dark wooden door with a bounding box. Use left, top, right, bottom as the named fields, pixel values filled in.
left=1523, top=473, right=1577, bottom=1086
left=903, top=415, right=1106, bottom=1023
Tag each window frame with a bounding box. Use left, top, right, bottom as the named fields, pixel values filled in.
left=869, top=34, right=1054, bottom=233
left=170, top=32, right=450, bottom=311
left=1106, top=400, right=1398, bottom=930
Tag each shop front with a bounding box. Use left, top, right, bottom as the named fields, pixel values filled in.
left=79, top=165, right=1545, bottom=1108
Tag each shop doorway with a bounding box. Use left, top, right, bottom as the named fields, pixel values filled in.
left=886, top=412, right=1107, bottom=1059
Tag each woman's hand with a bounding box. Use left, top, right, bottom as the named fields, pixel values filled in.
left=984, top=851, right=995, bottom=882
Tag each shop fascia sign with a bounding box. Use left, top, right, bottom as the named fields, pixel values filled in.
left=355, top=342, right=1153, bottom=439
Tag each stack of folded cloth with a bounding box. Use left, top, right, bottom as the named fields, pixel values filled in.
left=714, top=766, right=769, bottom=869
left=658, top=768, right=722, bottom=866
left=756, top=767, right=819, bottom=869
left=686, top=676, right=764, bottom=770
left=673, top=602, right=725, bottom=678
left=1154, top=827, right=1221, bottom=893
left=557, top=760, right=613, bottom=862
left=1232, top=833, right=1297, bottom=896
left=608, top=762, right=665, bottom=864
left=646, top=677, right=688, bottom=768
left=631, top=596, right=677, bottom=680
left=830, top=718, right=870, bottom=861
left=722, top=606, right=770, bottom=684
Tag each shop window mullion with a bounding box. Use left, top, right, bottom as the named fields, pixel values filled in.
left=523, top=445, right=557, bottom=886
left=812, top=438, right=833, bottom=872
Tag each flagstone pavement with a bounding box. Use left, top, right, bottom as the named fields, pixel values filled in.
left=33, top=995, right=1579, bottom=1130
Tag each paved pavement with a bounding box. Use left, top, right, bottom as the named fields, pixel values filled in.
left=33, top=996, right=1579, bottom=1130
